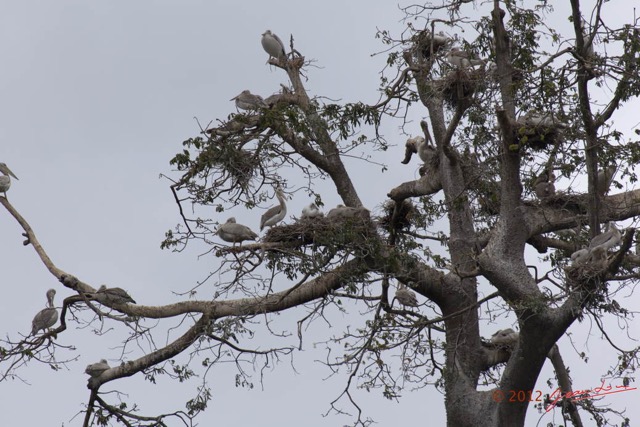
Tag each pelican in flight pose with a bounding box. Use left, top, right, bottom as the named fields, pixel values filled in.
left=395, top=283, right=419, bottom=308
left=589, top=222, right=622, bottom=251
left=231, top=90, right=267, bottom=111
left=0, top=162, right=18, bottom=197
left=31, top=288, right=59, bottom=335
left=260, top=187, right=287, bottom=231
left=96, top=285, right=136, bottom=305
left=85, top=359, right=110, bottom=378
left=301, top=203, right=323, bottom=219
left=401, top=136, right=436, bottom=165
left=216, top=217, right=258, bottom=245
left=261, top=30, right=286, bottom=61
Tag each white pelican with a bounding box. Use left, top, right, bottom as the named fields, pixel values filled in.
left=31, top=289, right=58, bottom=335
left=85, top=359, right=110, bottom=378
left=489, top=328, right=519, bottom=346
left=588, top=245, right=608, bottom=269
left=596, top=164, right=616, bottom=196
left=301, top=203, right=323, bottom=219
left=230, top=90, right=267, bottom=111
left=395, top=283, right=418, bottom=307
left=445, top=47, right=484, bottom=68
left=260, top=187, right=287, bottom=231
left=261, top=30, right=286, bottom=61
left=401, top=136, right=436, bottom=165
left=96, top=285, right=136, bottom=305
left=588, top=222, right=622, bottom=251
left=0, top=163, right=18, bottom=197
left=216, top=217, right=258, bottom=245
left=534, top=171, right=555, bottom=199
left=570, top=248, right=590, bottom=265
left=326, top=205, right=370, bottom=220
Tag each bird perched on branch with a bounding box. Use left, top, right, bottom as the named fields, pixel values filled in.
left=596, top=164, right=616, bottom=197
left=395, top=283, right=419, bottom=307
left=85, top=359, right=110, bottom=378
left=534, top=171, right=555, bottom=199
left=31, top=288, right=58, bottom=335
left=230, top=90, right=267, bottom=111
left=0, top=162, right=18, bottom=197
left=216, top=217, right=259, bottom=245
left=301, top=203, right=323, bottom=219
left=260, top=187, right=287, bottom=231
left=588, top=222, right=622, bottom=251
left=96, top=285, right=136, bottom=305
left=445, top=47, right=484, bottom=69
left=401, top=136, right=436, bottom=165
left=326, top=205, right=370, bottom=220
left=261, top=30, right=286, bottom=61
left=489, top=328, right=519, bottom=347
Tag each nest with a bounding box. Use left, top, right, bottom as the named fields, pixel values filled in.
left=432, top=68, right=486, bottom=109
left=514, top=119, right=564, bottom=151
left=413, top=31, right=449, bottom=60
left=379, top=200, right=416, bottom=231
left=263, top=215, right=375, bottom=247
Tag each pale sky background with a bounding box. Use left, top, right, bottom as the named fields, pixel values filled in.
left=0, top=1, right=638, bottom=426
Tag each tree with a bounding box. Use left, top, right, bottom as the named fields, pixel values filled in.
left=2, top=0, right=640, bottom=426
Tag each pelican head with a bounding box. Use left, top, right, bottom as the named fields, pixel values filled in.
left=0, top=163, right=18, bottom=179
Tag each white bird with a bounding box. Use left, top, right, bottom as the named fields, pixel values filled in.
left=85, top=359, right=110, bottom=378
left=230, top=90, right=267, bottom=111
left=489, top=328, right=519, bottom=346
left=534, top=171, right=555, bottom=199
left=401, top=136, right=436, bottom=165
left=261, top=30, right=286, bottom=61
left=445, top=47, right=484, bottom=69
left=31, top=288, right=58, bottom=335
left=326, top=205, right=370, bottom=220
left=596, top=164, right=616, bottom=197
left=587, top=245, right=608, bottom=269
left=395, top=283, right=419, bottom=307
left=216, top=217, right=258, bottom=245
left=0, top=162, right=18, bottom=197
left=570, top=248, right=590, bottom=265
left=96, top=285, right=136, bottom=305
left=260, top=187, right=287, bottom=231
left=522, top=110, right=567, bottom=128
left=588, top=222, right=622, bottom=251
left=301, top=203, right=323, bottom=219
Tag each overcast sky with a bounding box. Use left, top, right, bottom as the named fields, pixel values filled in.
left=1, top=1, right=638, bottom=426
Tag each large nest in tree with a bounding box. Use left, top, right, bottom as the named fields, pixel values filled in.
left=264, top=215, right=376, bottom=247
left=412, top=30, right=449, bottom=60
left=432, top=68, right=487, bottom=109
left=514, top=117, right=566, bottom=151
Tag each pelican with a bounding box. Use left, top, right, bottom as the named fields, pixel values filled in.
left=596, top=164, right=616, bottom=196
left=96, top=285, right=136, bottom=305
left=588, top=245, right=608, bottom=269
left=534, top=171, right=555, bottom=199
left=216, top=217, right=258, bottom=245
left=230, top=90, right=267, bottom=111
left=395, top=283, right=419, bottom=307
left=0, top=162, right=18, bottom=197
left=31, top=288, right=58, bottom=335
left=261, top=30, right=286, bottom=61
left=522, top=110, right=567, bottom=128
left=85, top=359, right=110, bottom=378
left=489, top=328, right=519, bottom=346
left=588, top=222, right=622, bottom=251
left=401, top=136, right=436, bottom=165
left=445, top=47, right=484, bottom=68
left=260, top=187, right=287, bottom=231
left=326, top=205, right=370, bottom=220
left=570, top=248, right=590, bottom=265
left=301, top=203, right=323, bottom=219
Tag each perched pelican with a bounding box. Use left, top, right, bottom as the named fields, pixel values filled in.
left=489, top=328, right=519, bottom=346
left=326, top=205, right=370, bottom=220
left=534, top=171, right=555, bottom=199
left=216, top=217, right=258, bottom=245
left=230, top=90, right=267, bottom=111
left=570, top=248, right=590, bottom=265
left=260, top=187, right=287, bottom=231
left=588, top=222, right=622, bottom=251
left=401, top=136, right=436, bottom=165
left=522, top=110, right=567, bottom=128
left=31, top=288, right=58, bottom=335
left=301, top=203, right=323, bottom=219
left=596, top=164, right=616, bottom=197
left=96, top=285, right=136, bottom=305
left=85, top=359, right=110, bottom=378
left=588, top=245, right=608, bottom=269
left=445, top=47, right=484, bottom=68
left=0, top=162, right=18, bottom=197
left=261, top=30, right=286, bottom=61
left=395, top=283, right=419, bottom=307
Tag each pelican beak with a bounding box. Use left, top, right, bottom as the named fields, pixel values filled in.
left=1, top=165, right=18, bottom=180
left=401, top=143, right=417, bottom=164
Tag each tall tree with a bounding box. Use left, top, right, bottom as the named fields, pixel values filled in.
left=2, top=1, right=640, bottom=426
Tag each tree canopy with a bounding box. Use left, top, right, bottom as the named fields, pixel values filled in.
left=2, top=0, right=640, bottom=426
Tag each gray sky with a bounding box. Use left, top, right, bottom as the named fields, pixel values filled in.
left=0, top=1, right=638, bottom=426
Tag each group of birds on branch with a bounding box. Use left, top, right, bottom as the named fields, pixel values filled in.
left=570, top=222, right=622, bottom=268
left=533, top=163, right=616, bottom=201
left=214, top=185, right=371, bottom=246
